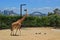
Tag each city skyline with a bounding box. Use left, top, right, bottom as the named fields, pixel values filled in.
left=0, top=0, right=60, bottom=14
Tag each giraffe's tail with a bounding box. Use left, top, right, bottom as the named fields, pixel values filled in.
left=10, top=25, right=13, bottom=31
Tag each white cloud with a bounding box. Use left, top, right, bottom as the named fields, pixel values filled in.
left=3, top=7, right=20, bottom=14
left=3, top=7, right=19, bottom=11
left=2, top=7, right=60, bottom=14
left=29, top=7, right=60, bottom=14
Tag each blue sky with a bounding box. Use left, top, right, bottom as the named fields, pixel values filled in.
left=0, top=0, right=60, bottom=14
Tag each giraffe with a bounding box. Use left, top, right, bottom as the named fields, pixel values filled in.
left=10, top=9, right=28, bottom=36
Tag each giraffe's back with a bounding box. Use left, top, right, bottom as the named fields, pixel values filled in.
left=11, top=22, right=21, bottom=30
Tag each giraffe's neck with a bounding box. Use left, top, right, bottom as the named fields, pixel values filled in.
left=17, top=9, right=28, bottom=23
left=17, top=15, right=27, bottom=23
left=20, top=15, right=26, bottom=22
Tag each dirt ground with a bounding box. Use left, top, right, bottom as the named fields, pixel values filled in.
left=0, top=27, right=60, bottom=40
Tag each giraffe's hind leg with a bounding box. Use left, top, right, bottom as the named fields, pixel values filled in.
left=10, top=27, right=13, bottom=36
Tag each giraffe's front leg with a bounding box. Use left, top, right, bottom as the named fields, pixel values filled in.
left=15, top=27, right=18, bottom=36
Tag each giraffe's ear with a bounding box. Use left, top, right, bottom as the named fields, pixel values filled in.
left=24, top=9, right=28, bottom=16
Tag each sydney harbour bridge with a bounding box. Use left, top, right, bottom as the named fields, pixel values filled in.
left=29, top=11, right=46, bottom=16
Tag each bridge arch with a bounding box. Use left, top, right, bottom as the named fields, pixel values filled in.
left=30, top=11, right=44, bottom=16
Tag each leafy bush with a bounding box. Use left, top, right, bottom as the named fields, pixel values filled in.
left=0, top=14, right=60, bottom=29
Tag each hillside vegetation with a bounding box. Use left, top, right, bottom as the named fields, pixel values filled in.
left=0, top=14, right=60, bottom=29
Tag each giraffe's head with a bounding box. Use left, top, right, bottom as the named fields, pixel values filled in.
left=24, top=9, right=28, bottom=16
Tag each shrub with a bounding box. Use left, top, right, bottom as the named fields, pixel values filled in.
left=0, top=14, right=60, bottom=29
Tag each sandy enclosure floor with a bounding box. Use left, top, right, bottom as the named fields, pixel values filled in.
left=0, top=27, right=60, bottom=40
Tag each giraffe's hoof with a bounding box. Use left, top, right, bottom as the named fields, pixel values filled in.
left=15, top=34, right=19, bottom=36
left=10, top=34, right=15, bottom=36
left=13, top=34, right=19, bottom=36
